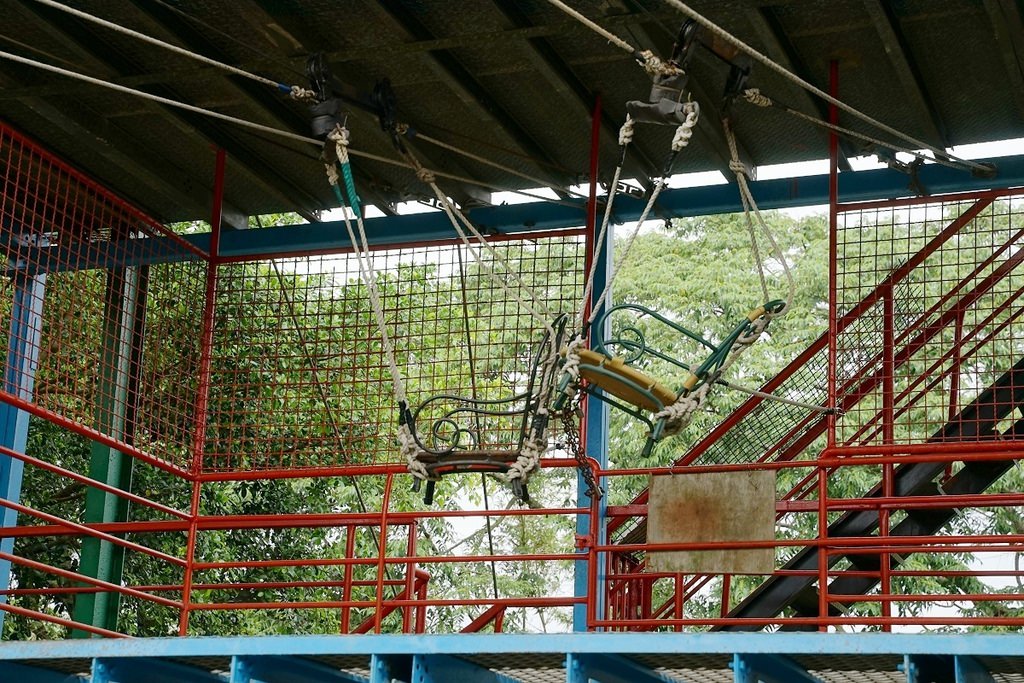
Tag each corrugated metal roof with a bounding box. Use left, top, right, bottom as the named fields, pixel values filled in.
left=1, top=0, right=1022, bottom=223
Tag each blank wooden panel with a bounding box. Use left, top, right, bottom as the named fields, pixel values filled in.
left=647, top=470, right=776, bottom=575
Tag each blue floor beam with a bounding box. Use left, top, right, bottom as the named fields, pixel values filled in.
left=572, top=653, right=685, bottom=683
left=91, top=657, right=226, bottom=683
left=732, top=653, right=822, bottom=683
left=230, top=655, right=368, bottom=683
left=0, top=661, right=85, bottom=682
left=411, top=653, right=520, bottom=683
left=955, top=655, right=996, bottom=683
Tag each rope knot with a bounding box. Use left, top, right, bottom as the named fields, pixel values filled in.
left=416, top=167, right=436, bottom=184
left=670, top=104, right=700, bottom=152
left=639, top=49, right=682, bottom=78
left=729, top=160, right=748, bottom=175
left=744, top=88, right=772, bottom=107
left=324, top=162, right=340, bottom=187
left=618, top=116, right=635, bottom=147
left=289, top=85, right=318, bottom=103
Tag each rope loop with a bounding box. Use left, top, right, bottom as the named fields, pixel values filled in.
left=416, top=167, right=437, bottom=184
left=743, top=88, right=772, bottom=107
left=324, top=163, right=340, bottom=186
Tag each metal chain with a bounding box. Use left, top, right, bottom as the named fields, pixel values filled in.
left=560, top=400, right=602, bottom=501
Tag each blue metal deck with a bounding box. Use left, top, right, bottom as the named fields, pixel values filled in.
left=1, top=632, right=1022, bottom=682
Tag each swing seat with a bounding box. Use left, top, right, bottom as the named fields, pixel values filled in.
left=405, top=315, right=569, bottom=504
left=557, top=300, right=784, bottom=456
left=572, top=348, right=678, bottom=412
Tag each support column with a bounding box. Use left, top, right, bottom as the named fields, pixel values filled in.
left=574, top=95, right=609, bottom=632
left=0, top=266, right=46, bottom=635
left=73, top=264, right=148, bottom=635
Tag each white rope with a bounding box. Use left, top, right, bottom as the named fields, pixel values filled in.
left=587, top=104, right=700, bottom=327
left=414, top=131, right=588, bottom=200
left=403, top=148, right=554, bottom=334
left=326, top=131, right=407, bottom=409
left=657, top=0, right=990, bottom=174
left=543, top=0, right=639, bottom=56
left=0, top=49, right=321, bottom=145
left=723, top=118, right=795, bottom=314
left=398, top=423, right=428, bottom=481
left=652, top=378, right=712, bottom=434
left=715, top=378, right=837, bottom=414
left=503, top=408, right=549, bottom=485
left=0, top=51, right=585, bottom=210
left=575, top=117, right=633, bottom=332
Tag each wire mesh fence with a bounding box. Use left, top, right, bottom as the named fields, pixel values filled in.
left=203, top=236, right=586, bottom=474
left=0, top=124, right=209, bottom=472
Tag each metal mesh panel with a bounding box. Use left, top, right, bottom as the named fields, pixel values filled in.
left=0, top=123, right=209, bottom=471
left=203, top=235, right=585, bottom=473
left=835, top=195, right=1024, bottom=447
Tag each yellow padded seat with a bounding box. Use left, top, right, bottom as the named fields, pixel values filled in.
left=574, top=348, right=678, bottom=412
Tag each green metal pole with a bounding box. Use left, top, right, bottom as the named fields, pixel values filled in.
left=72, top=265, right=148, bottom=636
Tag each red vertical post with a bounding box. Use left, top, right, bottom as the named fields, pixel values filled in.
left=340, top=523, right=356, bottom=633
left=373, top=473, right=394, bottom=634
left=178, top=148, right=226, bottom=635
left=402, top=522, right=417, bottom=632
left=820, top=60, right=841, bottom=631
left=880, top=290, right=895, bottom=629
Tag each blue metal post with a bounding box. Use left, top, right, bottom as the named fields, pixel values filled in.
left=574, top=97, right=610, bottom=632
left=0, top=264, right=46, bottom=635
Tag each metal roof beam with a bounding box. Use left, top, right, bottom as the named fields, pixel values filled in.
left=490, top=0, right=658, bottom=189
left=127, top=0, right=407, bottom=216
left=981, top=0, right=1024, bottom=123
left=955, top=654, right=997, bottom=683
left=16, top=0, right=323, bottom=223
left=569, top=653, right=684, bottom=683
left=732, top=653, right=822, bottom=683
left=745, top=7, right=854, bottom=170
left=0, top=662, right=84, bottom=683
left=91, top=657, right=224, bottom=683
left=861, top=0, right=949, bottom=147
left=373, top=0, right=574, bottom=194
left=410, top=654, right=519, bottom=683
